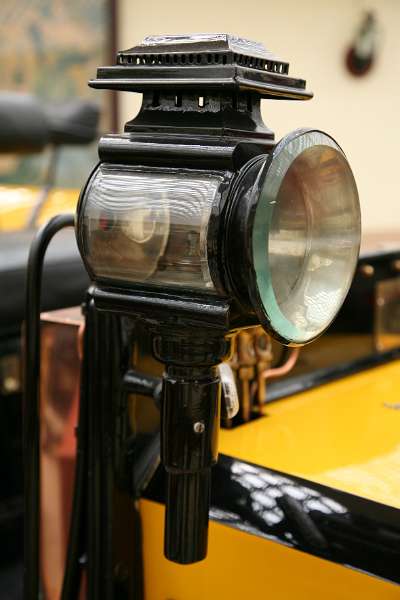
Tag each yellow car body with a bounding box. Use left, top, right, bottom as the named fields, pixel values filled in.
left=141, top=359, right=400, bottom=599
left=0, top=185, right=78, bottom=231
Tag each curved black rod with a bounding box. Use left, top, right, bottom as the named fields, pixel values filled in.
left=23, top=213, right=75, bottom=600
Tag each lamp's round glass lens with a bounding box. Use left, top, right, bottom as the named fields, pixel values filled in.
left=252, top=130, right=361, bottom=344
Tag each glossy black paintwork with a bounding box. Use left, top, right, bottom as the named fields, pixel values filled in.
left=162, top=370, right=220, bottom=473
left=223, top=155, right=265, bottom=314
left=145, top=454, right=400, bottom=585
left=83, top=302, right=143, bottom=600
left=98, top=132, right=274, bottom=171
left=89, top=34, right=312, bottom=101
left=92, top=286, right=232, bottom=331
left=125, top=92, right=275, bottom=140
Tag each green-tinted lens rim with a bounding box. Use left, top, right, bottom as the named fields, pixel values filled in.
left=251, top=129, right=357, bottom=344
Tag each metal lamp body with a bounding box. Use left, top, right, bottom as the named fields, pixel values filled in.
left=75, top=34, right=360, bottom=567
left=78, top=128, right=361, bottom=346
left=76, top=126, right=258, bottom=564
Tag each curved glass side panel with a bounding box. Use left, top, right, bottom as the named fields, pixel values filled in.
left=81, top=164, right=226, bottom=293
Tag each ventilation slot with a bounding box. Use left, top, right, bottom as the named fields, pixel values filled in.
left=117, top=52, right=289, bottom=74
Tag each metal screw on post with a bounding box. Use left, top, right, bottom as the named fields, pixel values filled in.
left=193, top=421, right=205, bottom=434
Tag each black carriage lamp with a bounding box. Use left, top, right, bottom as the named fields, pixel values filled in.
left=76, top=34, right=361, bottom=564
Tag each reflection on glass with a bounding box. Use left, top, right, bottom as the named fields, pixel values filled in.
left=254, top=131, right=361, bottom=343
left=82, top=165, right=226, bottom=292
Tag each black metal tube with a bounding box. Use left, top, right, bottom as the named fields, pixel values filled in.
left=122, top=369, right=161, bottom=399
left=23, top=213, right=75, bottom=600
left=165, top=470, right=211, bottom=563
left=161, top=367, right=220, bottom=564
left=152, top=332, right=232, bottom=565
left=86, top=308, right=122, bottom=600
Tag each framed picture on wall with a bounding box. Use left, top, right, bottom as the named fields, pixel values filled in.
left=0, top=0, right=117, bottom=191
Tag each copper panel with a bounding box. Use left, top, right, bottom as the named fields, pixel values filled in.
left=39, top=307, right=83, bottom=600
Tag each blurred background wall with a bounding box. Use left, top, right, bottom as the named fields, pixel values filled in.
left=118, top=0, right=400, bottom=234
